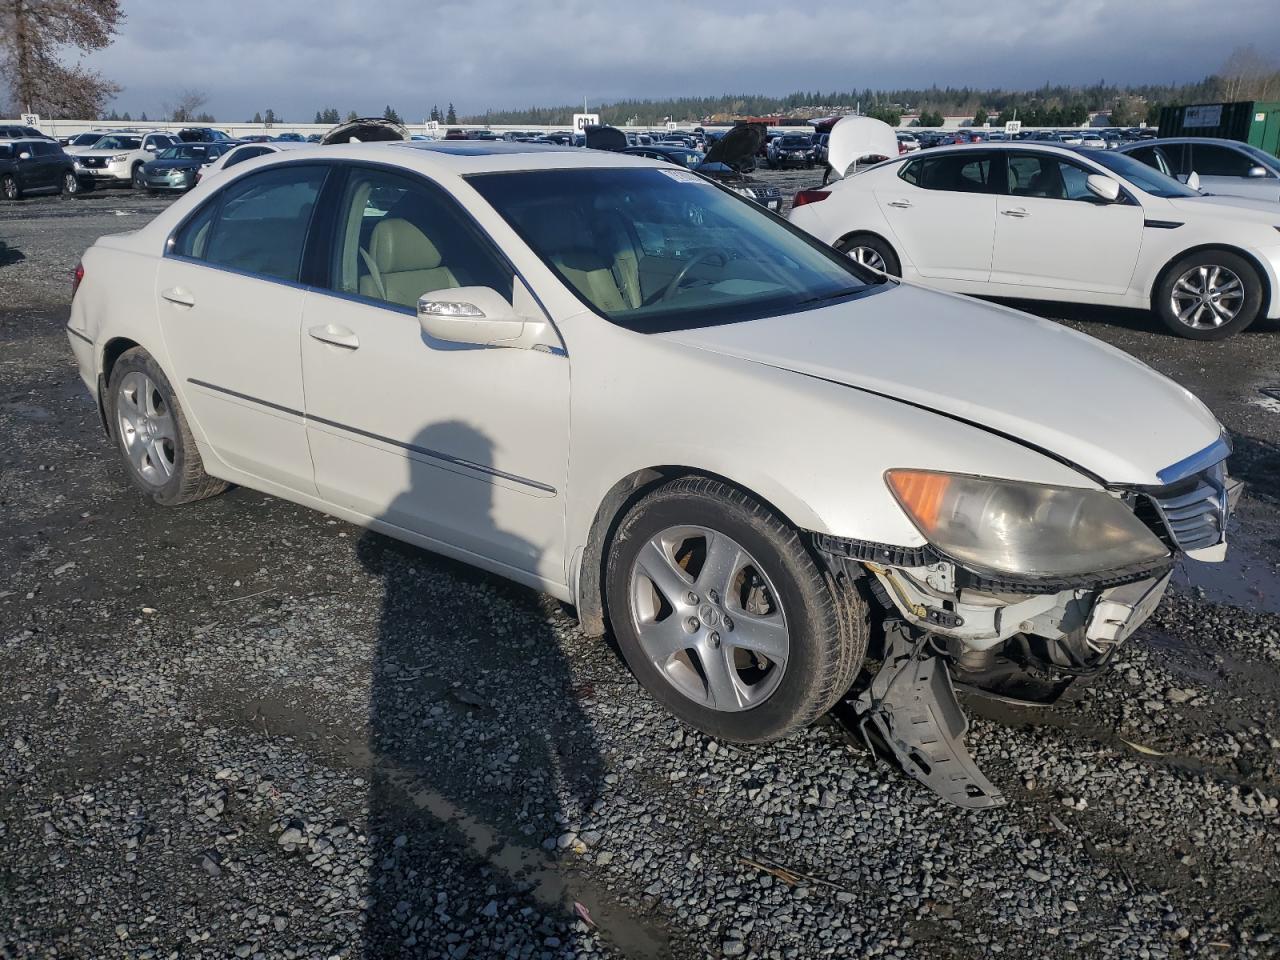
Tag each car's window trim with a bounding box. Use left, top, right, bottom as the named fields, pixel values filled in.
left=1003, top=149, right=1138, bottom=205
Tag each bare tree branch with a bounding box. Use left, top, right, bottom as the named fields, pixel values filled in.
left=0, top=0, right=124, bottom=117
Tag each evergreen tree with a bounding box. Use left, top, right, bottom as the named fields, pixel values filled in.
left=973, top=107, right=988, bottom=126
left=314, top=110, right=323, bottom=124
left=446, top=103, right=457, bottom=124
left=252, top=111, right=263, bottom=124
left=263, top=108, right=278, bottom=125
left=140, top=112, right=148, bottom=122
left=346, top=110, right=359, bottom=122
left=383, top=105, right=403, bottom=124
left=121, top=111, right=131, bottom=121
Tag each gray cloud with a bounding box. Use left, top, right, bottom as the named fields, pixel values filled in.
left=87, top=0, right=1280, bottom=121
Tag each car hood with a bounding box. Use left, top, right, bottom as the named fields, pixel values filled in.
left=76, top=148, right=135, bottom=158
left=703, top=124, right=764, bottom=170
left=657, top=284, right=1221, bottom=485
left=1166, top=193, right=1280, bottom=221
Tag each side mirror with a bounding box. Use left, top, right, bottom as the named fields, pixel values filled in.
left=1246, top=165, right=1269, bottom=179
left=17, top=151, right=30, bottom=161
left=417, top=286, right=531, bottom=347
left=144, top=144, right=156, bottom=152
left=1187, top=171, right=1201, bottom=191
left=1085, top=174, right=1121, bottom=203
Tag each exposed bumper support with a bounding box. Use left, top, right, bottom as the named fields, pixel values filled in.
left=853, top=623, right=1006, bottom=809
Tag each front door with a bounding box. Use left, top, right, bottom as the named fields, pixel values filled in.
left=874, top=150, right=1000, bottom=283
left=300, top=164, right=570, bottom=583
left=991, top=152, right=1143, bottom=295
left=156, top=162, right=330, bottom=494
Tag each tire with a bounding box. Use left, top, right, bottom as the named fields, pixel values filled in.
left=60, top=170, right=80, bottom=198
left=2, top=174, right=21, bottom=201
left=131, top=163, right=146, bottom=189
left=108, top=348, right=229, bottom=506
left=605, top=476, right=868, bottom=743
left=1154, top=249, right=1263, bottom=340
left=835, top=232, right=901, bottom=277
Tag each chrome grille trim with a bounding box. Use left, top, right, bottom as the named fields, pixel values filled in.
left=1144, top=461, right=1228, bottom=552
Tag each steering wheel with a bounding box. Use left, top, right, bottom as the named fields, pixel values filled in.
left=660, top=248, right=729, bottom=302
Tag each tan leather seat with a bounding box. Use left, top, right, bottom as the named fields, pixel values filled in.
left=359, top=218, right=458, bottom=307
left=524, top=210, right=635, bottom=313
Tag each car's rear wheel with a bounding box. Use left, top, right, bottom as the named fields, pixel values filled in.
left=1155, top=249, right=1263, bottom=340
left=2, top=174, right=21, bottom=201
left=109, top=348, right=229, bottom=505
left=605, top=476, right=867, bottom=743
left=835, top=232, right=901, bottom=277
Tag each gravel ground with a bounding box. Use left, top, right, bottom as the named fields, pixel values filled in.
left=2, top=176, right=1279, bottom=960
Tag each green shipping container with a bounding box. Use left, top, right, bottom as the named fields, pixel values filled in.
left=1158, top=101, right=1280, bottom=157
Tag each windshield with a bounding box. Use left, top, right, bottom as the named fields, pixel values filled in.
left=73, top=133, right=104, bottom=146
left=778, top=136, right=809, bottom=148
left=158, top=144, right=213, bottom=160
left=94, top=136, right=141, bottom=150
left=469, top=167, right=874, bottom=333
left=1087, top=149, right=1201, bottom=198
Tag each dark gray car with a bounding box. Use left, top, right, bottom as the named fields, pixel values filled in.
left=0, top=139, right=80, bottom=200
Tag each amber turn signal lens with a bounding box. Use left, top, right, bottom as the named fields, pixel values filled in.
left=886, top=469, right=952, bottom=531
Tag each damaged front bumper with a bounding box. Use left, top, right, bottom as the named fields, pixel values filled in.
left=815, top=460, right=1241, bottom=809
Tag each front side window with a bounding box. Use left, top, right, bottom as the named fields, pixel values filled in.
left=172, top=165, right=326, bottom=282
left=1190, top=143, right=1260, bottom=178
left=330, top=166, right=512, bottom=309
left=469, top=167, right=873, bottom=333
left=899, top=153, right=997, bottom=193
left=1006, top=154, right=1102, bottom=202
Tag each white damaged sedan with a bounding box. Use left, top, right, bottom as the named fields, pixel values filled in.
left=66, top=142, right=1238, bottom=805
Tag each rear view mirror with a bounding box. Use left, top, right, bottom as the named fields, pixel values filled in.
left=1246, top=165, right=1268, bottom=179
left=1085, top=174, right=1121, bottom=203
left=417, top=286, right=531, bottom=347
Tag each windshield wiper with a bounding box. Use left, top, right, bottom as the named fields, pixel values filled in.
left=800, top=286, right=869, bottom=305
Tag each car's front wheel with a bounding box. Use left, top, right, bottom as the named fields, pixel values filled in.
left=1155, top=249, right=1263, bottom=340
left=60, top=171, right=81, bottom=197
left=605, top=477, right=867, bottom=743
left=109, top=348, right=229, bottom=505
left=132, top=164, right=146, bottom=189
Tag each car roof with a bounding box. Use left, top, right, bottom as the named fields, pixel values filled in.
left=1120, top=136, right=1256, bottom=148
left=237, top=140, right=668, bottom=178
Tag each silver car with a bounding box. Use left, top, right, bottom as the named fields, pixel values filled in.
left=1117, top=137, right=1280, bottom=204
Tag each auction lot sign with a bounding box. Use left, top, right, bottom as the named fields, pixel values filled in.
left=573, top=113, right=600, bottom=133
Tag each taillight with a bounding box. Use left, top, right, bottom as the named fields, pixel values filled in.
left=792, top=190, right=830, bottom=209
left=72, top=261, right=84, bottom=299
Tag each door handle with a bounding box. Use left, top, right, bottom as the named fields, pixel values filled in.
left=308, top=324, right=360, bottom=350
left=886, top=199, right=912, bottom=208
left=161, top=287, right=195, bottom=307
left=1001, top=208, right=1030, bottom=218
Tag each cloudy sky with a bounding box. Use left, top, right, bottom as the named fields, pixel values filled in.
left=87, top=0, right=1279, bottom=121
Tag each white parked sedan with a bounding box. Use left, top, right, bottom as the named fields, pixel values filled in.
left=789, top=142, right=1280, bottom=339
left=67, top=142, right=1237, bottom=802
left=198, top=140, right=312, bottom=183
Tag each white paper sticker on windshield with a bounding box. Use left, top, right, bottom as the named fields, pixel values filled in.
left=658, top=169, right=706, bottom=184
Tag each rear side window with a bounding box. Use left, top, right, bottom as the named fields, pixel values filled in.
left=32, top=142, right=56, bottom=156
left=171, top=165, right=327, bottom=282
left=899, top=153, right=997, bottom=193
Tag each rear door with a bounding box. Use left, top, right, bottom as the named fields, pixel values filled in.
left=874, top=151, right=1000, bottom=282
left=990, top=151, right=1143, bottom=295
left=155, top=163, right=330, bottom=494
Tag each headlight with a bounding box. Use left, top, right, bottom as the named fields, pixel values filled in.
left=110, top=153, right=129, bottom=163
left=737, top=187, right=756, bottom=199
left=885, top=469, right=1168, bottom=578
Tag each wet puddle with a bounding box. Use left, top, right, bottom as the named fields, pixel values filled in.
left=1170, top=520, right=1280, bottom=616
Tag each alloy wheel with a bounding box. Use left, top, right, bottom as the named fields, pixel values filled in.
left=1170, top=264, right=1245, bottom=330
left=628, top=525, right=789, bottom=712
left=63, top=172, right=78, bottom=195
left=2, top=176, right=17, bottom=200
left=116, top=371, right=177, bottom=487
left=844, top=245, right=887, bottom=272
